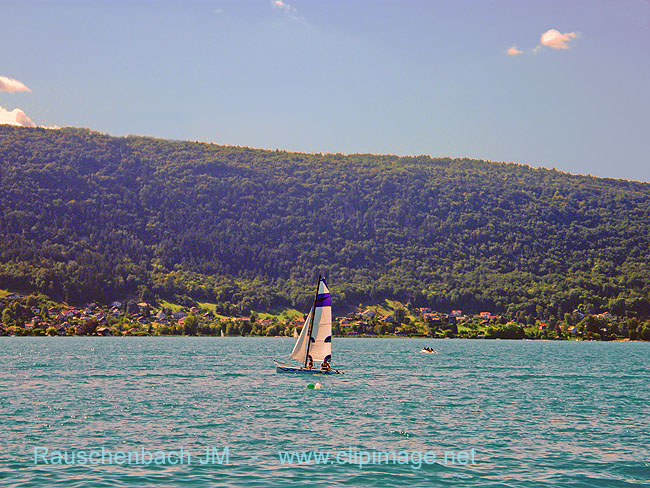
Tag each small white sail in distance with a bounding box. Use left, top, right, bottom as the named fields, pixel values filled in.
left=290, top=278, right=332, bottom=364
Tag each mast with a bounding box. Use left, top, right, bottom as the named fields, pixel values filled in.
left=303, top=274, right=321, bottom=368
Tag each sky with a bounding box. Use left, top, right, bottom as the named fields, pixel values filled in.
left=1, top=0, right=649, bottom=182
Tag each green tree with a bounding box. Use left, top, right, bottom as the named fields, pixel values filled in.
left=183, top=315, right=199, bottom=335
left=639, top=322, right=650, bottom=341
left=394, top=308, right=407, bottom=324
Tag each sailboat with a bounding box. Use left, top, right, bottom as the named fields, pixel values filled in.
left=275, top=275, right=341, bottom=374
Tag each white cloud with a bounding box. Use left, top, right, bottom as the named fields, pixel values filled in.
left=0, top=105, right=36, bottom=127
left=0, top=75, right=31, bottom=93
left=271, top=0, right=289, bottom=10
left=508, top=28, right=578, bottom=56
left=539, top=29, right=577, bottom=50
left=271, top=0, right=300, bottom=19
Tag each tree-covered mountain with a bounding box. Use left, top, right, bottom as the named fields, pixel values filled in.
left=1, top=125, right=648, bottom=324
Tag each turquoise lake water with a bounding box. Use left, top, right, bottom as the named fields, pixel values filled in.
left=1, top=337, right=648, bottom=487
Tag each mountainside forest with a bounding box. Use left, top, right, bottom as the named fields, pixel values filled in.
left=1, top=126, right=649, bottom=324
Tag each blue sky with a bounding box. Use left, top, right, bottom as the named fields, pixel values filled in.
left=1, top=0, right=649, bottom=181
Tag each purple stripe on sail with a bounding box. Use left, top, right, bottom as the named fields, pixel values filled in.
left=315, top=293, right=331, bottom=307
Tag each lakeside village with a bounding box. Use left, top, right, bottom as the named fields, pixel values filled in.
left=1, top=292, right=649, bottom=341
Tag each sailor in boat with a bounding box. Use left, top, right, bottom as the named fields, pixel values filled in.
left=320, top=359, right=331, bottom=371
left=307, top=357, right=313, bottom=369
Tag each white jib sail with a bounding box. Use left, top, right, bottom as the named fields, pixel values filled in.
left=289, top=278, right=332, bottom=365
left=290, top=310, right=312, bottom=362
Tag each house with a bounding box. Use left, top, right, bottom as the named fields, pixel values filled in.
left=418, top=307, right=432, bottom=314
left=57, top=322, right=71, bottom=332
left=479, top=312, right=491, bottom=318
left=572, top=309, right=585, bottom=319
left=423, top=313, right=440, bottom=322
left=111, top=301, right=122, bottom=309
left=155, top=310, right=167, bottom=321
left=202, top=311, right=215, bottom=320
left=361, top=309, right=376, bottom=318
left=451, top=310, right=462, bottom=317
left=189, top=306, right=199, bottom=314
left=24, top=317, right=42, bottom=329
left=96, top=326, right=112, bottom=336
left=172, top=310, right=188, bottom=320
left=379, top=315, right=394, bottom=323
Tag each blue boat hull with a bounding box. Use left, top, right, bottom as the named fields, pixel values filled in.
left=276, top=365, right=336, bottom=374
left=274, top=361, right=340, bottom=374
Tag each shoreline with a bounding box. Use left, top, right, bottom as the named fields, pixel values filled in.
left=1, top=335, right=643, bottom=342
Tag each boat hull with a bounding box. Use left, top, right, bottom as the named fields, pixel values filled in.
left=275, top=365, right=337, bottom=374
left=274, top=361, right=340, bottom=374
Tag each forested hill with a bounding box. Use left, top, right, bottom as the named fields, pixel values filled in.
left=1, top=125, right=649, bottom=322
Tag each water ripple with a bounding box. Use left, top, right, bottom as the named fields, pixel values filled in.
left=1, top=337, right=648, bottom=487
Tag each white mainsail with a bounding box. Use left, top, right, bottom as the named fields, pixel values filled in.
left=289, top=277, right=332, bottom=365
left=308, top=278, right=332, bottom=362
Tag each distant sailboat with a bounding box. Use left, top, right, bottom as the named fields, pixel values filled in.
left=275, top=275, right=341, bottom=374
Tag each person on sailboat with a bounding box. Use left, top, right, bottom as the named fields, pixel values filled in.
left=307, top=357, right=313, bottom=369
left=320, top=359, right=331, bottom=371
